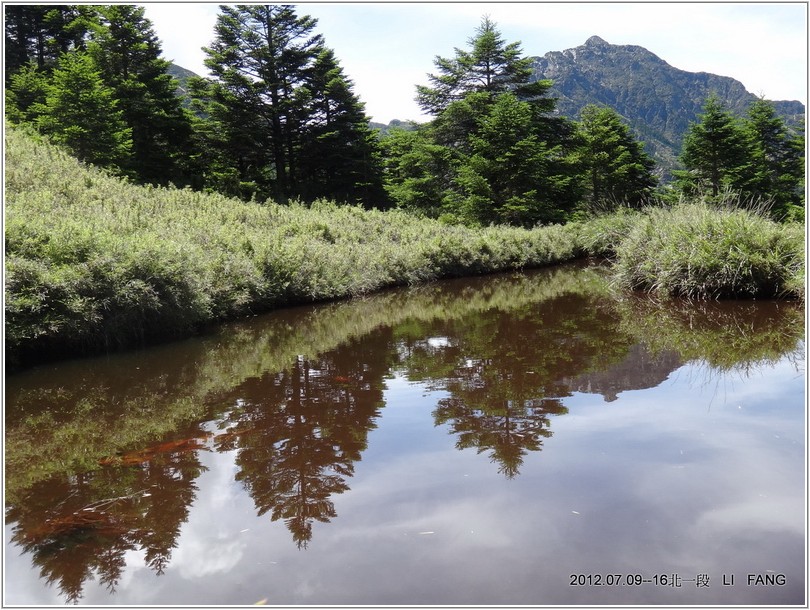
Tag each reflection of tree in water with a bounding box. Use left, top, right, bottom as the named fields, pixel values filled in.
left=435, top=396, right=567, bottom=478
left=5, top=426, right=206, bottom=603
left=404, top=293, right=634, bottom=477
left=213, top=333, right=392, bottom=548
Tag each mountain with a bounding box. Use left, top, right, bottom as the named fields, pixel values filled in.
left=369, top=119, right=418, bottom=135
left=167, top=63, right=199, bottom=107
left=530, top=35, right=805, bottom=178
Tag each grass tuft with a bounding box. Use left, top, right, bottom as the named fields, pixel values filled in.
left=611, top=199, right=804, bottom=299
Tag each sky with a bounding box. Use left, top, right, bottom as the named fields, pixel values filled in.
left=144, top=2, right=808, bottom=124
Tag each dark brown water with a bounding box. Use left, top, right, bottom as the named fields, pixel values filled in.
left=4, top=263, right=805, bottom=605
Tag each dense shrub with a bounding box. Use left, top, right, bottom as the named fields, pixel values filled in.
left=5, top=127, right=803, bottom=367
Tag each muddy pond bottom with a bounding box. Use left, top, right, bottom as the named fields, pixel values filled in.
left=4, top=263, right=805, bottom=605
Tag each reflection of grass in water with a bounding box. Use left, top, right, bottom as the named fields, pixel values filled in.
left=616, top=293, right=804, bottom=373
left=668, top=348, right=804, bottom=413
left=5, top=393, right=202, bottom=503
left=8, top=262, right=803, bottom=498
left=5, top=264, right=610, bottom=499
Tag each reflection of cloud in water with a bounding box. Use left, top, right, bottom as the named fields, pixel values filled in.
left=696, top=495, right=804, bottom=534
left=173, top=450, right=248, bottom=579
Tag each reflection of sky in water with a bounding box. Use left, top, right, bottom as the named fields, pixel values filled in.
left=6, top=354, right=803, bottom=606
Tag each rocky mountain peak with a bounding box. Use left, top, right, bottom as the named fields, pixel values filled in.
left=530, top=37, right=805, bottom=179
left=584, top=35, right=609, bottom=47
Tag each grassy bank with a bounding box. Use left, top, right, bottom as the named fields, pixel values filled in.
left=5, top=127, right=583, bottom=366
left=611, top=200, right=805, bottom=300
left=5, top=126, right=804, bottom=367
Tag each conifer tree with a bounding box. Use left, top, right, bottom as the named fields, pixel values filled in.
left=34, top=51, right=132, bottom=170
left=4, top=5, right=96, bottom=78
left=416, top=15, right=552, bottom=116
left=297, top=48, right=384, bottom=205
left=452, top=92, right=581, bottom=226
left=675, top=94, right=750, bottom=197
left=193, top=4, right=324, bottom=202
left=577, top=104, right=657, bottom=209
left=90, top=5, right=195, bottom=186
left=379, top=128, right=454, bottom=215
left=741, top=98, right=804, bottom=218
left=5, top=63, right=50, bottom=124
left=388, top=16, right=578, bottom=226
left=192, top=4, right=381, bottom=205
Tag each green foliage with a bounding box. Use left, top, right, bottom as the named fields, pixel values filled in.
left=741, top=98, right=805, bottom=219
left=387, top=16, right=580, bottom=227
left=450, top=92, right=581, bottom=226
left=296, top=48, right=385, bottom=205
left=576, top=104, right=658, bottom=210
left=33, top=51, right=133, bottom=169
left=4, top=5, right=97, bottom=77
left=5, top=62, right=50, bottom=124
left=5, top=127, right=583, bottom=367
left=7, top=126, right=802, bottom=367
left=89, top=5, right=196, bottom=186
left=612, top=197, right=805, bottom=299
left=190, top=5, right=382, bottom=206
left=4, top=4, right=194, bottom=187
left=674, top=94, right=805, bottom=221
left=675, top=94, right=750, bottom=197
left=415, top=15, right=550, bottom=115
left=379, top=127, right=453, bottom=215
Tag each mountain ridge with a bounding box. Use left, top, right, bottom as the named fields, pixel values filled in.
left=529, top=35, right=805, bottom=177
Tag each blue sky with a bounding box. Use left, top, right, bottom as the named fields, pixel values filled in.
left=144, top=2, right=808, bottom=123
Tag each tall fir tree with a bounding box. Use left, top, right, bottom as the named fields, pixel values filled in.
left=451, top=92, right=581, bottom=226
left=192, top=4, right=323, bottom=202
left=416, top=15, right=552, bottom=116
left=386, top=16, right=579, bottom=226
left=192, top=4, right=381, bottom=205
left=296, top=48, right=384, bottom=205
left=4, top=5, right=96, bottom=79
left=5, top=62, right=50, bottom=124
left=34, top=51, right=132, bottom=170
left=379, top=127, right=454, bottom=215
left=741, top=98, right=804, bottom=218
left=576, top=104, right=658, bottom=210
left=90, top=5, right=195, bottom=186
left=675, top=94, right=751, bottom=197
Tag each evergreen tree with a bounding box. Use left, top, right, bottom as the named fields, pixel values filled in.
left=5, top=62, right=50, bottom=124
left=34, top=51, right=132, bottom=170
left=416, top=15, right=552, bottom=116
left=388, top=16, right=578, bottom=226
left=193, top=4, right=324, bottom=202
left=297, top=48, right=384, bottom=205
left=675, top=94, right=750, bottom=197
left=741, top=97, right=804, bottom=218
left=4, top=5, right=97, bottom=78
left=188, top=76, right=270, bottom=200
left=452, top=92, right=581, bottom=226
left=577, top=104, right=657, bottom=210
left=192, top=4, right=381, bottom=205
left=89, top=5, right=195, bottom=186
left=380, top=127, right=454, bottom=215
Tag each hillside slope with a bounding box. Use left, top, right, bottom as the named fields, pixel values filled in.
left=531, top=35, right=805, bottom=177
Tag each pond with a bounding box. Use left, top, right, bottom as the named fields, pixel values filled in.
left=4, top=262, right=805, bottom=606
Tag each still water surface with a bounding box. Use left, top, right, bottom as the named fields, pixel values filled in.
left=4, top=263, right=805, bottom=605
